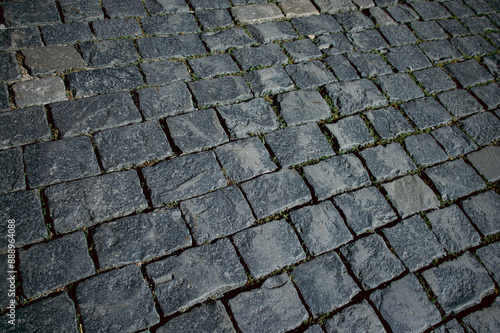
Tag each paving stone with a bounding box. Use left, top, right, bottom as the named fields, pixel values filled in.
left=244, top=66, right=295, bottom=96
left=189, top=53, right=239, bottom=79
left=0, top=27, right=42, bottom=51
left=140, top=60, right=190, bottom=86
left=146, top=238, right=246, bottom=315
left=335, top=11, right=375, bottom=32
left=0, top=53, right=20, bottom=82
left=77, top=265, right=159, bottom=332
left=452, top=35, right=495, bottom=57
left=467, top=145, right=500, bottom=182
left=431, top=125, right=477, bottom=158
left=67, top=65, right=143, bottom=97
left=365, top=107, right=413, bottom=140
left=141, top=13, right=199, bottom=36
left=377, top=73, right=424, bottom=102
left=438, top=19, right=470, bottom=37
left=326, top=115, right=374, bottom=151
left=278, top=89, right=331, bottom=126
left=463, top=16, right=497, bottom=34
left=232, top=0, right=268, bottom=4
left=324, top=300, right=387, bottom=333
left=380, top=24, right=418, bottom=46
left=303, top=154, right=371, bottom=200
left=292, top=251, right=360, bottom=316
left=465, top=0, right=497, bottom=13
left=285, top=60, right=337, bottom=89
left=201, top=25, right=255, bottom=51
left=137, top=35, right=206, bottom=60
left=233, top=43, right=288, bottom=70
left=45, top=170, right=148, bottom=233
left=443, top=0, right=475, bottom=18
left=138, top=83, right=194, bottom=120
left=196, top=9, right=234, bottom=30
left=313, top=0, right=357, bottom=13
left=166, top=108, right=228, bottom=153
left=413, top=67, right=456, bottom=94
left=348, top=30, right=388, bottom=52
left=247, top=21, right=298, bottom=43
left=0, top=148, right=24, bottom=194
left=462, top=298, right=500, bottom=332
left=280, top=0, right=319, bottom=17
left=143, top=151, right=226, bottom=206
left=94, top=121, right=172, bottom=171
left=370, top=7, right=397, bottom=26
left=361, top=143, right=416, bottom=181
left=92, top=18, right=143, bottom=40
left=471, top=83, right=500, bottom=110
left=80, top=39, right=138, bottom=68
left=51, top=91, right=142, bottom=137
left=353, top=0, right=375, bottom=9
left=291, top=14, right=343, bottom=37
left=370, top=274, right=442, bottom=332
left=217, top=98, right=279, bottom=139
left=411, top=2, right=451, bottom=20
left=324, top=79, right=387, bottom=115
left=316, top=33, right=354, bottom=55
left=101, top=0, right=146, bottom=18
left=461, top=190, right=500, bottom=236
left=143, top=0, right=190, bottom=14
left=229, top=274, right=308, bottom=333
left=438, top=89, right=483, bottom=118
left=419, top=40, right=462, bottom=64
left=41, top=22, right=94, bottom=45
left=430, top=319, right=465, bottom=333
left=445, top=60, right=494, bottom=88
left=386, top=4, right=420, bottom=23
left=2, top=0, right=60, bottom=27
left=231, top=3, right=284, bottom=24
left=0, top=106, right=51, bottom=149
left=385, top=45, right=432, bottom=71
left=460, top=112, right=500, bottom=145
left=411, top=21, right=448, bottom=41
left=476, top=242, right=500, bottom=283
left=93, top=209, right=191, bottom=269
left=19, top=231, right=94, bottom=298
left=190, top=0, right=230, bottom=9
left=490, top=13, right=500, bottom=27
left=283, top=39, right=322, bottom=62
left=401, top=97, right=453, bottom=130
left=323, top=55, right=359, bottom=81
left=241, top=169, right=312, bottom=219
left=346, top=52, right=392, bottom=78
left=59, top=0, right=104, bottom=22
left=13, top=76, right=66, bottom=107
left=157, top=301, right=235, bottom=333
left=190, top=76, right=253, bottom=107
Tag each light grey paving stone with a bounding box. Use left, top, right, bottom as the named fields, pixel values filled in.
left=13, top=76, right=66, bottom=107
left=232, top=3, right=284, bottom=24
left=438, top=19, right=470, bottom=37
left=348, top=30, right=389, bottom=52
left=19, top=231, right=94, bottom=298
left=40, top=22, right=94, bottom=45
left=93, top=209, right=191, bottom=269
left=146, top=238, right=246, bottom=315
left=280, top=0, right=320, bottom=17
left=51, top=91, right=142, bottom=137
left=189, top=0, right=231, bottom=9
left=411, top=21, right=447, bottom=41
left=233, top=43, right=288, bottom=70
left=278, top=89, right=331, bottom=126
left=476, top=242, right=500, bottom=282
left=0, top=148, right=24, bottom=194
left=22, top=45, right=84, bottom=75
left=376, top=73, right=425, bottom=102
left=137, top=35, right=206, bottom=60
left=426, top=159, right=485, bottom=202
left=370, top=274, right=442, bottom=332
left=229, top=274, right=308, bottom=333
left=293, top=251, right=360, bottom=316
left=419, top=40, right=462, bottom=64
left=0, top=191, right=48, bottom=252
left=241, top=169, right=312, bottom=219
left=59, top=0, right=104, bottom=22
left=189, top=75, right=253, bottom=107
left=283, top=39, right=322, bottom=62
left=289, top=201, right=352, bottom=255
left=143, top=0, right=190, bottom=14
left=335, top=11, right=375, bottom=32
left=325, top=300, right=387, bottom=333
left=323, top=55, right=359, bottom=82
left=334, top=186, right=397, bottom=234
left=370, top=6, right=396, bottom=26
left=346, top=52, right=392, bottom=78
left=2, top=0, right=60, bottom=27
left=445, top=60, right=494, bottom=88
left=77, top=265, right=159, bottom=332
left=143, top=151, right=226, bottom=206
left=443, top=0, right=475, bottom=18
left=197, top=9, right=234, bottom=31
left=202, top=27, right=255, bottom=52
left=471, top=83, right=500, bottom=110
left=141, top=13, right=199, bottom=35
left=244, top=66, right=295, bottom=96
left=465, top=0, right=497, bottom=13
left=326, top=115, right=374, bottom=151
left=217, top=98, right=279, bottom=139
left=0, top=106, right=51, bottom=149
left=400, top=97, right=453, bottom=130
left=247, top=21, right=298, bottom=43
left=157, top=301, right=235, bottom=333
left=365, top=107, right=413, bottom=140
left=342, top=234, right=405, bottom=289
left=314, top=0, right=357, bottom=13
left=316, top=33, right=354, bottom=55
left=460, top=112, right=500, bottom=145
left=324, top=79, right=387, bottom=116
left=0, top=27, right=42, bottom=51
left=427, top=205, right=481, bottom=253
left=0, top=84, right=9, bottom=111
left=467, top=145, right=500, bottom=182
left=214, top=137, right=276, bottom=183
left=451, top=35, right=495, bottom=57
left=483, top=54, right=500, bottom=76
left=79, top=39, right=138, bottom=68
left=291, top=14, right=342, bottom=37
left=431, top=125, right=477, bottom=158
left=462, top=298, right=500, bottom=332
left=413, top=67, right=456, bottom=94
left=0, top=53, right=20, bottom=82
left=437, top=89, right=483, bottom=118
left=461, top=190, right=500, bottom=236
left=360, top=143, right=417, bottom=181
left=430, top=319, right=465, bottom=333
left=380, top=25, right=418, bottom=46
left=45, top=170, right=148, bottom=233
left=303, top=154, right=371, bottom=200
left=462, top=16, right=497, bottom=33
left=92, top=18, right=142, bottom=40
left=188, top=53, right=239, bottom=79
left=24, top=136, right=100, bottom=188
left=411, top=2, right=451, bottom=20
left=404, top=133, right=448, bottom=167
left=101, top=0, right=146, bottom=18
left=386, top=4, right=420, bottom=23
left=141, top=60, right=190, bottom=86
left=385, top=45, right=432, bottom=72
left=180, top=186, right=254, bottom=244
left=138, top=83, right=194, bottom=120
left=285, top=60, right=337, bottom=89
left=423, top=253, right=495, bottom=314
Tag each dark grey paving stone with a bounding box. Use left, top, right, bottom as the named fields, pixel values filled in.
left=101, top=0, right=146, bottom=18
left=438, top=89, right=483, bottom=118
left=462, top=16, right=497, bottom=33
left=233, top=43, right=288, bottom=70
left=0, top=106, right=51, bottom=149
left=247, top=21, right=298, bottom=43
left=140, top=60, right=190, bottom=86
left=283, top=39, right=322, bottom=62
left=472, top=83, right=500, bottom=110
left=465, top=0, right=497, bottom=14
left=335, top=11, right=375, bottom=32
left=59, top=0, right=103, bottom=22
left=323, top=55, right=359, bottom=82
left=386, top=4, right=420, bottom=23
left=461, top=190, right=500, bottom=236
left=370, top=274, right=442, bottom=332
left=411, top=2, right=451, bottom=20
left=229, top=274, right=307, bottom=333
left=316, top=33, right=354, bottom=55
left=360, top=143, right=417, bottom=181
left=138, top=83, right=194, bottom=120
left=137, top=35, right=206, bottom=60
left=324, top=300, right=387, bottom=333
left=202, top=27, right=255, bottom=52
left=77, top=265, right=159, bottom=332
left=324, top=79, right=387, bottom=115
left=197, top=9, right=234, bottom=31
left=217, top=98, right=279, bottom=139
left=326, top=115, right=374, bottom=151
left=79, top=39, right=138, bottom=68
left=348, top=30, right=388, bottom=52
left=144, top=0, right=190, bottom=14
left=293, top=251, right=360, bottom=316
left=0, top=53, right=21, bottom=82
left=41, top=22, right=94, bottom=45
left=278, top=89, right=331, bottom=126
left=291, top=14, right=342, bottom=37
left=467, top=145, right=500, bottom=182
left=141, top=13, right=199, bottom=36
left=289, top=201, right=352, bottom=255
left=445, top=60, right=494, bottom=88
left=380, top=24, right=418, bottom=46
left=180, top=186, right=254, bottom=243
left=189, top=75, right=253, bottom=107
left=411, top=21, right=447, bottom=41
left=0, top=27, right=42, bottom=51
left=146, top=238, right=246, bottom=315
left=401, top=97, right=453, bottom=130
left=93, top=209, right=191, bottom=269
left=346, top=52, right=392, bottom=78
left=190, top=0, right=230, bottom=9
left=303, top=154, right=371, bottom=200
left=487, top=32, right=500, bottom=47
left=92, top=18, right=143, bottom=40
left=476, top=242, right=500, bottom=283
left=19, top=231, right=94, bottom=298
left=143, top=151, right=226, bottom=206
left=0, top=84, right=9, bottom=111
left=45, top=170, right=148, bottom=233
left=365, top=107, right=413, bottom=140
left=419, top=40, right=462, bottom=64
left=285, top=60, right=337, bottom=89
left=0, top=148, right=24, bottom=194
left=0, top=254, right=13, bottom=310
left=2, top=0, right=60, bottom=27
left=462, top=297, right=500, bottom=332
left=451, top=35, right=496, bottom=57
left=231, top=3, right=283, bottom=24
left=413, top=67, right=456, bottom=94
left=438, top=19, right=470, bottom=37
left=188, top=53, right=239, bottom=79
left=376, top=73, right=424, bottom=102
left=443, top=0, right=475, bottom=18
left=232, top=0, right=267, bottom=5
left=431, top=125, right=477, bottom=158
left=241, top=169, right=312, bottom=219
left=385, top=45, right=431, bottom=73
left=13, top=76, right=67, bottom=107
left=314, top=0, right=357, bottom=13
left=244, top=66, right=294, bottom=96
left=460, top=112, right=500, bottom=145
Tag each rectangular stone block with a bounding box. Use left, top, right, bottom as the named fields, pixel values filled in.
left=137, top=82, right=194, bottom=120
left=0, top=148, right=25, bottom=194
left=137, top=35, right=206, bottom=60
left=21, top=45, right=84, bottom=76
left=141, top=13, right=199, bottom=35
left=0, top=106, right=51, bottom=149
left=41, top=22, right=95, bottom=46
left=79, top=39, right=138, bottom=68
left=2, top=0, right=60, bottom=27
left=189, top=76, right=253, bottom=108
left=231, top=3, right=284, bottom=24
left=13, top=76, right=67, bottom=107
left=92, top=18, right=143, bottom=40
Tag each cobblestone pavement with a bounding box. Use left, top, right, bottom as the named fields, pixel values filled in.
left=0, top=0, right=499, bottom=332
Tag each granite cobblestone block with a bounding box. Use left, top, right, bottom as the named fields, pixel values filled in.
left=13, top=76, right=67, bottom=107
left=460, top=112, right=500, bottom=145
left=291, top=15, right=343, bottom=37
left=437, top=89, right=483, bottom=118
left=323, top=55, right=359, bottom=82
left=188, top=53, right=239, bottom=79
left=197, top=9, right=234, bottom=31
left=326, top=115, right=374, bottom=151
left=462, top=298, right=500, bottom=332
left=189, top=76, right=253, bottom=107
left=2, top=0, right=60, bottom=27
left=467, top=145, right=500, bottom=182
left=277, top=89, right=332, bottom=126
left=137, top=35, right=206, bottom=60
left=92, top=18, right=143, bottom=40
left=138, top=82, right=194, bottom=120
left=59, top=0, right=104, bottom=22
left=40, top=22, right=94, bottom=46
left=0, top=27, right=42, bottom=51
left=141, top=13, right=199, bottom=35
left=413, top=67, right=456, bottom=94
left=283, top=39, right=322, bottom=63
left=348, top=30, right=389, bottom=52
left=143, top=0, right=190, bottom=14
left=411, top=21, right=447, bottom=41
left=471, top=83, right=500, bottom=110
left=285, top=60, right=337, bottom=89
left=385, top=45, right=432, bottom=71
left=325, top=301, right=386, bottom=333
left=365, top=107, right=413, bottom=140
left=360, top=143, right=417, bottom=181
left=475, top=242, right=500, bottom=283
left=0, top=53, right=21, bottom=82
left=79, top=39, right=138, bottom=68
left=431, top=125, right=477, bottom=158
left=461, top=190, right=500, bottom=237
left=316, top=33, right=354, bottom=55
left=314, top=0, right=357, bottom=14
left=400, top=97, right=453, bottom=130
left=0, top=148, right=25, bottom=194
left=445, top=59, right=494, bottom=87
left=376, top=73, right=424, bottom=102
left=404, top=133, right=449, bottom=167
left=231, top=3, right=284, bottom=24
left=244, top=66, right=295, bottom=96
left=347, top=52, right=392, bottom=78
left=101, top=0, right=146, bottom=18
left=0, top=106, right=51, bottom=149
left=247, top=21, right=298, bottom=43
left=202, top=27, right=255, bottom=52
left=233, top=43, right=288, bottom=70
left=140, top=60, right=190, bottom=86
left=324, top=79, right=387, bottom=115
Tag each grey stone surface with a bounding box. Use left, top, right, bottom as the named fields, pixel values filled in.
left=229, top=274, right=308, bottom=333
left=19, top=231, right=94, bottom=298
left=292, top=251, right=360, bottom=316
left=231, top=3, right=284, bottom=24
left=190, top=0, right=230, bottom=9
left=180, top=186, right=254, bottom=243
left=141, top=13, right=199, bottom=35
left=385, top=45, right=432, bottom=71
left=326, top=115, right=374, bottom=151
left=476, top=242, right=500, bottom=283
left=370, top=6, right=396, bottom=26
left=59, top=0, right=104, bottom=22
left=360, top=143, right=416, bottom=181
left=2, top=0, right=60, bottom=27
left=314, top=0, right=357, bottom=13
left=304, top=325, right=324, bottom=333
left=452, top=35, right=496, bottom=57
left=280, top=0, right=320, bottom=17
left=348, top=30, right=389, bottom=52
left=465, top=0, right=496, bottom=14
left=335, top=11, right=375, bottom=32
left=101, top=0, right=146, bottom=18
left=291, top=14, right=342, bottom=37
left=93, top=209, right=191, bottom=269
left=411, top=21, right=447, bottom=41
left=0, top=148, right=24, bottom=194
left=413, top=67, right=456, bottom=94
left=323, top=55, right=359, bottom=82
left=461, top=112, right=500, bottom=145
left=461, top=190, right=500, bottom=237
left=289, top=201, right=353, bottom=255
left=24, top=136, right=100, bottom=188
left=0, top=53, right=20, bottom=82
left=143, top=151, right=226, bottom=206
left=245, top=66, right=295, bottom=96
left=283, top=39, right=322, bottom=62
left=404, top=133, right=448, bottom=167
left=92, top=18, right=143, bottom=40
left=247, top=21, right=298, bottom=43
left=467, top=145, right=500, bottom=182
left=303, top=154, right=371, bottom=200
left=0, top=83, right=10, bottom=111
left=411, top=2, right=451, bottom=20
left=146, top=238, right=246, bottom=315
left=40, top=22, right=94, bottom=46
left=316, top=33, right=354, bottom=55
left=365, top=107, right=413, bottom=140
left=286, top=60, right=337, bottom=89
left=79, top=39, right=138, bottom=68
left=431, top=125, right=477, bottom=158
left=13, top=76, right=67, bottom=107
left=189, top=76, right=253, bottom=107
left=0, top=27, right=42, bottom=51
left=0, top=255, right=10, bottom=310
left=376, top=73, right=425, bottom=102
left=137, top=35, right=206, bottom=60
left=325, top=300, right=387, bottom=333
left=143, top=0, right=190, bottom=14
left=430, top=319, right=465, bottom=333
left=0, top=106, right=51, bottom=149
left=138, top=83, right=194, bottom=120
left=278, top=89, right=331, bottom=126
left=324, top=79, right=387, bottom=115
left=443, top=0, right=475, bottom=18
left=472, top=83, right=500, bottom=110
left=386, top=4, right=420, bottom=23
left=438, top=89, right=483, bottom=118
left=233, top=43, right=288, bottom=70
left=241, top=169, right=312, bottom=219
left=189, top=53, right=239, bottom=79
left=45, top=170, right=148, bottom=233
left=419, top=40, right=462, bottom=63
left=347, top=52, right=393, bottom=78
left=438, top=19, right=470, bottom=37
left=401, top=97, right=453, bottom=130
left=197, top=9, right=234, bottom=31
left=462, top=16, right=497, bottom=33
left=445, top=60, right=494, bottom=88
left=483, top=54, right=500, bottom=76
left=141, top=60, right=190, bottom=86
left=462, top=298, right=500, bottom=333
left=202, top=28, right=255, bottom=51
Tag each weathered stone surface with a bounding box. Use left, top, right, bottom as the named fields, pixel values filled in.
left=438, top=18, right=470, bottom=36
left=365, top=107, right=413, bottom=140
left=0, top=53, right=21, bottom=82
left=285, top=60, right=337, bottom=89
left=314, top=0, right=357, bottom=13
left=325, top=300, right=387, bottom=333
left=13, top=76, right=67, bottom=107
left=138, top=83, right=194, bottom=120
left=80, top=39, right=138, bottom=68
left=445, top=59, right=494, bottom=88
left=141, top=13, right=199, bottom=35
left=202, top=27, right=255, bottom=52
left=22, top=45, right=84, bottom=75
left=304, top=325, right=324, bottom=333
left=92, top=18, right=143, bottom=40
left=93, top=209, right=191, bottom=269
left=141, top=60, right=190, bottom=86
left=431, top=125, right=477, bottom=158
left=438, top=89, right=482, bottom=118
left=40, top=22, right=94, bottom=46
left=137, top=35, right=206, bottom=60
left=443, top=0, right=475, bottom=18
left=377, top=73, right=424, bottom=102
left=361, top=143, right=416, bottom=181
left=460, top=112, right=500, bottom=145
left=461, top=190, right=500, bottom=237
left=347, top=52, right=392, bottom=78
left=452, top=35, right=495, bottom=57
left=467, top=145, right=500, bottom=182
left=419, top=40, right=462, bottom=64
left=483, top=54, right=500, bottom=76
left=476, top=242, right=500, bottom=283
left=280, top=0, right=319, bottom=17
left=430, top=319, right=465, bottom=333
left=462, top=298, right=500, bottom=332
left=0, top=255, right=10, bottom=310
left=401, top=97, right=452, bottom=130
left=197, top=9, right=234, bottom=31
left=316, top=33, right=354, bottom=55
left=335, top=11, right=375, bottom=32
left=370, top=6, right=396, bottom=26
left=471, top=83, right=500, bottom=110
left=0, top=148, right=24, bottom=194
left=465, top=0, right=496, bottom=14
left=0, top=84, right=9, bottom=111
left=411, top=2, right=451, bottom=20
left=413, top=67, right=456, bottom=94
left=381, top=23, right=419, bottom=44
left=293, top=251, right=360, bottom=315
left=386, top=4, right=420, bottom=23
left=278, top=89, right=331, bottom=126
left=101, top=0, right=146, bottom=18
left=324, top=79, right=387, bottom=115
left=291, top=14, right=342, bottom=37
left=146, top=238, right=246, bottom=315
left=19, top=231, right=94, bottom=298
left=189, top=76, right=253, bottom=107
left=244, top=66, right=295, bottom=96
left=0, top=106, right=51, bottom=149
left=385, top=45, right=432, bottom=71
left=190, top=0, right=230, bottom=9
left=2, top=0, right=60, bottom=27
left=323, top=55, right=359, bottom=82
left=188, top=53, right=239, bottom=79
left=45, top=170, right=148, bottom=233
left=59, top=0, right=104, bottom=22
left=233, top=43, right=288, bottom=70
left=0, top=27, right=42, bottom=51
left=405, top=133, right=448, bottom=167
left=247, top=21, right=298, bottom=43
left=326, top=115, right=374, bottom=151
left=348, top=30, right=388, bottom=52
left=232, top=3, right=284, bottom=24
left=144, top=0, right=190, bottom=14
left=284, top=39, right=322, bottom=62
